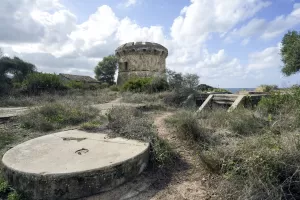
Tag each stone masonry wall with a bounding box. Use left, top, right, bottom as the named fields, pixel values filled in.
left=116, top=42, right=168, bottom=85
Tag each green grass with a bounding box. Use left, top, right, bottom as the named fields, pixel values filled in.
left=80, top=120, right=103, bottom=131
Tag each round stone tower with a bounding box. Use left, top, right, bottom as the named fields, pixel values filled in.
left=115, top=42, right=168, bottom=85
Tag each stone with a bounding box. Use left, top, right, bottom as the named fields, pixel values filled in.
left=2, top=130, right=149, bottom=200
left=115, top=42, right=168, bottom=85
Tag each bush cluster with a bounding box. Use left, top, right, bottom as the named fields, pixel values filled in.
left=22, top=73, right=67, bottom=94
left=122, top=77, right=168, bottom=93
left=167, top=101, right=300, bottom=199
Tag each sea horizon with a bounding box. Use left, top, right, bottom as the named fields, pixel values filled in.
left=224, top=88, right=256, bottom=94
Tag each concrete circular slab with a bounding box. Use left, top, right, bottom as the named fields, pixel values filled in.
left=2, top=130, right=149, bottom=200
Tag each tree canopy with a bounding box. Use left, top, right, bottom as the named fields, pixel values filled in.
left=94, top=55, right=118, bottom=85
left=0, top=51, right=36, bottom=93
left=281, top=30, right=300, bottom=76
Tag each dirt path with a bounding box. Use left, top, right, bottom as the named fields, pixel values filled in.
left=86, top=111, right=210, bottom=200
left=151, top=112, right=209, bottom=200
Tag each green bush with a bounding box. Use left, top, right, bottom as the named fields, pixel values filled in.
left=7, top=191, right=21, bottom=200
left=109, top=85, right=119, bottom=91
left=20, top=102, right=99, bottom=132
left=107, top=107, right=176, bottom=168
left=258, top=90, right=297, bottom=114
left=122, top=77, right=152, bottom=92
left=23, top=73, right=66, bottom=94
left=0, top=178, right=9, bottom=195
left=147, top=76, right=169, bottom=93
left=65, top=80, right=84, bottom=89
left=255, top=84, right=278, bottom=92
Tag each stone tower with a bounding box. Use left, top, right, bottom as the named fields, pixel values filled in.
left=115, top=42, right=168, bottom=85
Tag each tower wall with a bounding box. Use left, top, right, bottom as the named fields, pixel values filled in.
left=115, top=42, right=168, bottom=85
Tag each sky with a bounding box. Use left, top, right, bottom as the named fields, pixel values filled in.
left=1, top=0, right=300, bottom=88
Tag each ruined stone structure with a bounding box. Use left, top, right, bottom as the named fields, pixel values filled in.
left=115, top=42, right=168, bottom=85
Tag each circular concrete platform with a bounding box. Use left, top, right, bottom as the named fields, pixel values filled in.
left=2, top=130, right=149, bottom=200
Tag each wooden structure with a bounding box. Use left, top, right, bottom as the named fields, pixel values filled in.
left=196, top=93, right=268, bottom=112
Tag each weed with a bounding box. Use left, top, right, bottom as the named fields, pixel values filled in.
left=166, top=111, right=209, bottom=142
left=80, top=120, right=103, bottom=131
left=19, top=102, right=99, bottom=131
left=107, top=107, right=176, bottom=168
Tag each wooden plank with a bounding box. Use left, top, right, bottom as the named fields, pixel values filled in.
left=227, top=95, right=246, bottom=112
left=197, top=94, right=214, bottom=113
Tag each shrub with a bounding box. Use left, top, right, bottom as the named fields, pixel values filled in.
left=107, top=107, right=176, bottom=168
left=163, top=89, right=197, bottom=107
left=0, top=178, right=9, bottom=195
left=255, top=84, right=278, bottom=92
left=166, top=111, right=210, bottom=143
left=201, top=133, right=300, bottom=199
left=228, top=109, right=267, bottom=136
left=23, top=73, right=66, bottom=94
left=109, top=85, right=119, bottom=91
left=258, top=89, right=299, bottom=114
left=7, top=191, right=21, bottom=200
left=20, top=102, right=99, bottom=132
left=147, top=76, right=169, bottom=93
left=65, top=80, right=84, bottom=89
left=122, top=77, right=152, bottom=92
left=121, top=92, right=163, bottom=103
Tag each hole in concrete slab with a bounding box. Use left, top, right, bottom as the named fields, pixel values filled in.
left=62, top=137, right=87, bottom=142
left=75, top=148, right=89, bottom=155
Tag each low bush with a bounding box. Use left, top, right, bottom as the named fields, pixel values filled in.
left=65, top=80, right=84, bottom=89
left=163, top=89, right=197, bottom=107
left=166, top=111, right=209, bottom=142
left=0, top=178, right=9, bottom=195
left=228, top=109, right=268, bottom=136
left=107, top=107, right=176, bottom=168
left=20, top=102, right=99, bottom=132
left=255, top=84, right=278, bottom=92
left=122, top=77, right=152, bottom=92
left=23, top=73, right=66, bottom=94
left=147, top=76, right=169, bottom=93
left=200, top=132, right=300, bottom=199
left=122, top=77, right=169, bottom=93
left=109, top=85, right=119, bottom=91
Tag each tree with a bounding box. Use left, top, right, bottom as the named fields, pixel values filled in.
left=183, top=73, right=199, bottom=90
left=166, top=69, right=183, bottom=90
left=0, top=56, right=36, bottom=82
left=94, top=55, right=118, bottom=85
left=0, top=56, right=36, bottom=93
left=281, top=30, right=300, bottom=76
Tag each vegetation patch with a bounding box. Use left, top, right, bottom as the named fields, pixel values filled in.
left=19, top=102, right=99, bottom=132
left=80, top=120, right=103, bottom=131
left=107, top=106, right=176, bottom=168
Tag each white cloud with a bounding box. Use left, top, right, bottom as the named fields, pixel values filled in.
left=248, top=44, right=282, bottom=70
left=124, top=0, right=138, bottom=7
left=0, top=0, right=285, bottom=87
left=226, top=3, right=300, bottom=42
left=170, top=0, right=271, bottom=46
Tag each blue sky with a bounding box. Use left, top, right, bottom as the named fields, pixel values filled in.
left=1, top=0, right=300, bottom=87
